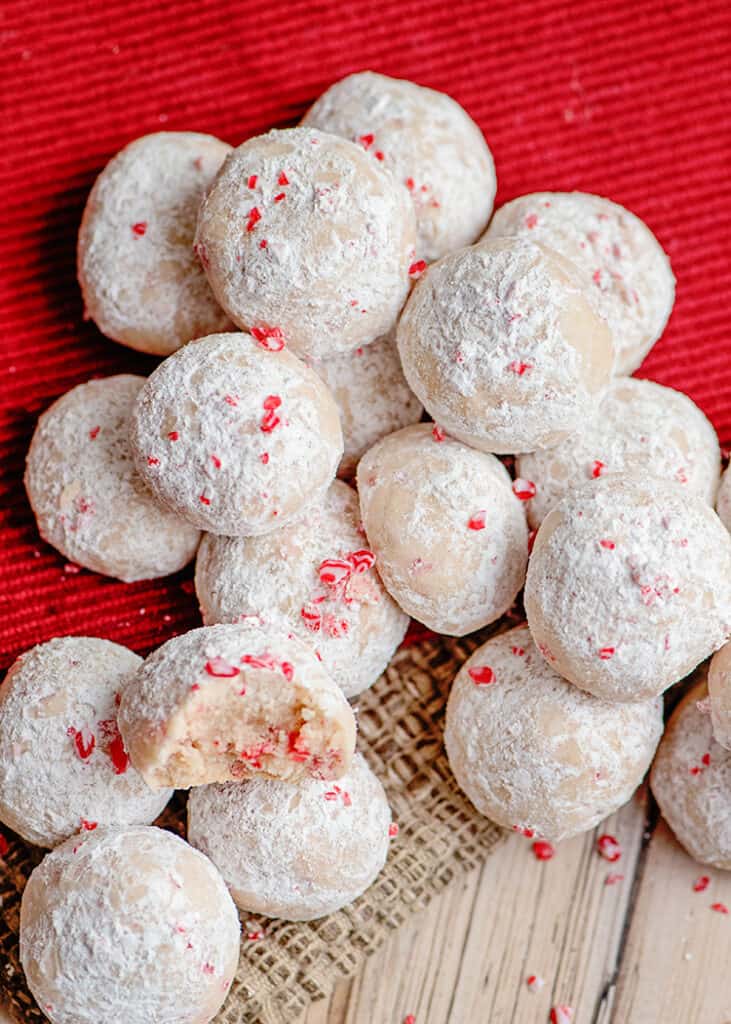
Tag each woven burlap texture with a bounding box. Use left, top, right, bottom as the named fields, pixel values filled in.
left=0, top=631, right=506, bottom=1024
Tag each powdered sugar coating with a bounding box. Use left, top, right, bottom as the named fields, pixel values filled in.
left=396, top=238, right=614, bottom=454
left=25, top=375, right=201, bottom=581
left=717, top=466, right=731, bottom=533
left=517, top=377, right=720, bottom=528
left=302, top=71, right=496, bottom=263
left=445, top=625, right=663, bottom=840
left=195, top=126, right=416, bottom=360
left=357, top=424, right=528, bottom=635
left=483, top=192, right=675, bottom=374
left=195, top=481, right=408, bottom=699
left=118, top=621, right=356, bottom=789
left=313, top=331, right=423, bottom=478
left=130, top=333, right=343, bottom=536
left=525, top=476, right=731, bottom=701
left=20, top=826, right=240, bottom=1024
left=0, top=637, right=171, bottom=848
left=651, top=673, right=731, bottom=869
left=709, top=641, right=731, bottom=750
left=187, top=752, right=391, bottom=920
left=78, top=132, right=233, bottom=356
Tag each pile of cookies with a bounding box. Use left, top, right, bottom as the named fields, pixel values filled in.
left=3, top=70, right=731, bottom=1024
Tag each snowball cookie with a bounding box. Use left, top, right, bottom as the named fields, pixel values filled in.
left=0, top=637, right=172, bottom=848
left=302, top=71, right=496, bottom=263
left=118, top=621, right=356, bottom=789
left=525, top=476, right=731, bottom=702
left=313, top=331, right=423, bottom=478
left=195, top=481, right=408, bottom=699
left=516, top=377, right=721, bottom=529
left=483, top=192, right=675, bottom=374
left=709, top=641, right=731, bottom=750
left=25, top=375, right=200, bottom=581
left=651, top=673, right=731, bottom=869
left=78, top=131, right=232, bottom=356
left=396, top=238, right=614, bottom=454
left=20, top=826, right=240, bottom=1024
left=356, top=424, right=528, bottom=635
left=131, top=333, right=343, bottom=536
left=445, top=626, right=663, bottom=840
left=718, top=466, right=731, bottom=532
left=188, top=752, right=391, bottom=920
left=195, top=126, right=416, bottom=360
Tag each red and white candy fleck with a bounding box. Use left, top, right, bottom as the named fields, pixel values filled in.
left=597, top=834, right=622, bottom=862
left=550, top=1005, right=574, bottom=1024
left=526, top=974, right=545, bottom=992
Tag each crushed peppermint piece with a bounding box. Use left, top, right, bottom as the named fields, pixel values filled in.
left=693, top=876, right=710, bottom=892
left=468, top=665, right=495, bottom=685
left=131, top=221, right=147, bottom=236
left=597, top=834, right=622, bottom=862
left=532, top=840, right=555, bottom=861
left=468, top=510, right=487, bottom=530
left=513, top=478, right=537, bottom=500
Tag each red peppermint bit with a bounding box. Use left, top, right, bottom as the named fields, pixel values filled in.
left=467, top=510, right=487, bottom=531
left=511, top=645, right=526, bottom=656
left=323, top=614, right=349, bottom=638
left=131, top=221, right=147, bottom=236
left=68, top=727, right=95, bottom=761
left=280, top=661, right=294, bottom=682
left=202, top=963, right=216, bottom=976
left=374, top=150, right=384, bottom=160
left=168, top=431, right=179, bottom=441
left=597, top=834, right=622, bottom=862
left=526, top=975, right=544, bottom=992
left=432, top=424, right=446, bottom=442
left=408, top=259, right=427, bottom=279
left=241, top=653, right=278, bottom=672
left=199, top=494, right=211, bottom=506
left=273, top=192, right=286, bottom=203
left=246, top=207, right=261, bottom=231
left=532, top=840, right=555, bottom=861
left=319, top=558, right=352, bottom=588
left=591, top=459, right=605, bottom=478
left=389, top=822, right=399, bottom=838
left=347, top=549, right=376, bottom=573
left=605, top=873, right=624, bottom=886
left=508, top=359, right=532, bottom=376
left=512, top=478, right=537, bottom=500
left=550, top=1007, right=573, bottom=1024
left=711, top=902, right=729, bottom=915
left=251, top=325, right=285, bottom=351
left=205, top=657, right=240, bottom=678
left=80, top=819, right=97, bottom=832
left=598, top=646, right=615, bottom=660
left=524, top=213, right=539, bottom=229
left=147, top=456, right=160, bottom=466
left=301, top=603, right=323, bottom=632
left=468, top=665, right=495, bottom=685
left=702, top=753, right=711, bottom=766
left=246, top=928, right=265, bottom=941
left=259, top=238, right=268, bottom=249
left=108, top=735, right=130, bottom=775
left=191, top=683, right=201, bottom=692
left=528, top=529, right=538, bottom=554
left=405, top=177, right=415, bottom=190
left=693, top=875, right=710, bottom=892
left=0, top=834, right=8, bottom=857
left=247, top=174, right=258, bottom=188
left=592, top=269, right=603, bottom=285
left=599, top=538, right=615, bottom=549
left=404, top=1016, right=416, bottom=1024
left=261, top=408, right=282, bottom=433
left=359, top=133, right=374, bottom=149
left=689, top=766, right=703, bottom=776
left=277, top=171, right=289, bottom=186
left=89, top=425, right=100, bottom=440
left=211, top=454, right=222, bottom=469
left=224, top=394, right=238, bottom=406
left=287, top=730, right=310, bottom=763
left=260, top=452, right=269, bottom=464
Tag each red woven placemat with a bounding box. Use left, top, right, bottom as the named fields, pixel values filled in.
left=0, top=0, right=729, bottom=666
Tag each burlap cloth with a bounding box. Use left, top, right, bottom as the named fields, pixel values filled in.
left=0, top=629, right=507, bottom=1024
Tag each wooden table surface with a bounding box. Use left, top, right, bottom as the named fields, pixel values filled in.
left=4, top=787, right=729, bottom=1024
